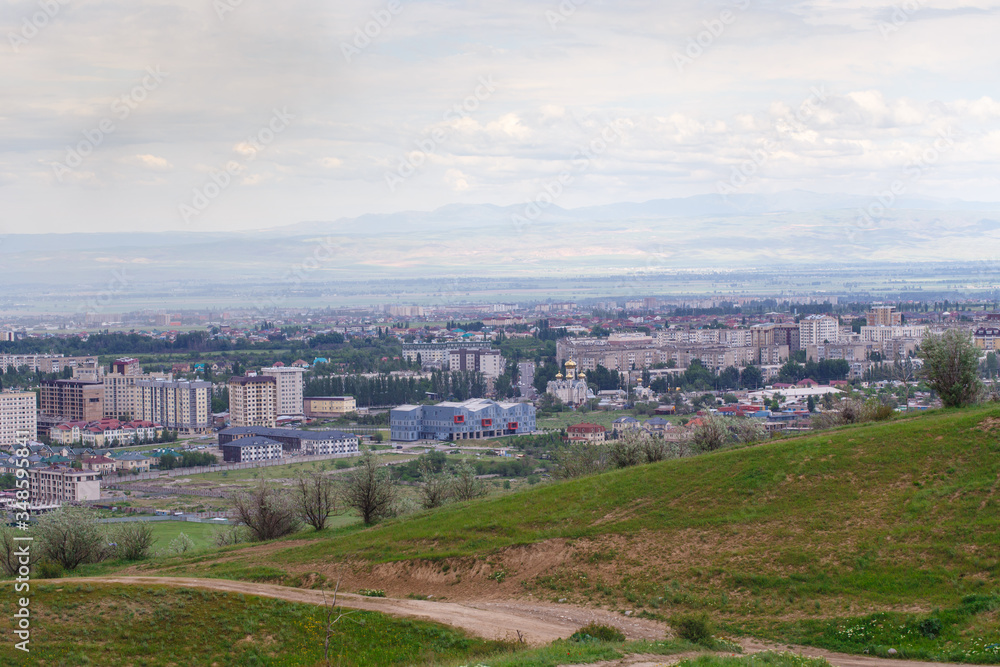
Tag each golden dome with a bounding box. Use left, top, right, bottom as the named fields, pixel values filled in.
left=564, top=360, right=578, bottom=368
left=556, top=373, right=564, bottom=380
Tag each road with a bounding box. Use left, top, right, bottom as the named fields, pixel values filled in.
left=50, top=577, right=976, bottom=667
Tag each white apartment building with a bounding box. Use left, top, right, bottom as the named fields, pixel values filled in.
left=447, top=349, right=505, bottom=379
left=134, top=379, right=212, bottom=434
left=860, top=325, right=926, bottom=343
left=260, top=366, right=306, bottom=417
left=0, top=391, right=37, bottom=447
left=799, top=315, right=840, bottom=345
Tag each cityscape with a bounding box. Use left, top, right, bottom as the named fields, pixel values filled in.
left=3, top=0, right=1000, bottom=665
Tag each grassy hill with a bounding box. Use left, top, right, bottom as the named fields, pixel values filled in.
left=115, top=406, right=1000, bottom=661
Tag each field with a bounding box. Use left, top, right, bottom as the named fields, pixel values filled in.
left=106, top=405, right=1000, bottom=663
left=147, top=520, right=226, bottom=551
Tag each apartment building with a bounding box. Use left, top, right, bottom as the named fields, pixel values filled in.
left=799, top=315, right=840, bottom=345
left=402, top=342, right=494, bottom=366
left=28, top=466, right=101, bottom=504
left=447, top=348, right=505, bottom=379
left=221, top=436, right=284, bottom=463
left=134, top=379, right=212, bottom=434
left=860, top=325, right=926, bottom=343
left=260, top=366, right=306, bottom=417
left=974, top=327, right=1000, bottom=351
left=868, top=305, right=903, bottom=327
left=0, top=331, right=14, bottom=342
left=40, top=379, right=104, bottom=422
left=0, top=354, right=98, bottom=374
left=0, top=391, right=37, bottom=447
left=228, top=375, right=278, bottom=428
left=303, top=396, right=357, bottom=418
left=218, top=426, right=358, bottom=454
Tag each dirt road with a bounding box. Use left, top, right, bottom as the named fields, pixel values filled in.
left=54, top=577, right=973, bottom=667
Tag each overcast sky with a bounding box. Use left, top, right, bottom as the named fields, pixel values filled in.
left=2, top=0, right=1000, bottom=234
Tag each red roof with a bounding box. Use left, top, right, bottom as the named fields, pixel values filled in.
left=568, top=423, right=606, bottom=433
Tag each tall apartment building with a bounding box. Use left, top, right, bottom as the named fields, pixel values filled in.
left=868, top=305, right=903, bottom=327
left=799, top=315, right=840, bottom=345
left=859, top=325, right=926, bottom=343
left=0, top=331, right=15, bottom=342
left=447, top=349, right=505, bottom=379
left=0, top=391, right=37, bottom=447
left=134, top=379, right=212, bottom=434
left=260, top=366, right=306, bottom=417
left=104, top=358, right=172, bottom=419
left=40, top=379, right=104, bottom=422
left=229, top=375, right=277, bottom=428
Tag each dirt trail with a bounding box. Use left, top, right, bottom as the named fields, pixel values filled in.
left=52, top=577, right=974, bottom=667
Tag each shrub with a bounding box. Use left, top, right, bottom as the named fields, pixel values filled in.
left=918, top=617, right=943, bottom=639
left=168, top=532, right=196, bottom=555
left=570, top=622, right=626, bottom=643
left=673, top=613, right=714, bottom=646
left=359, top=588, right=386, bottom=597
left=35, top=559, right=63, bottom=579
left=35, top=506, right=106, bottom=570
left=110, top=522, right=154, bottom=561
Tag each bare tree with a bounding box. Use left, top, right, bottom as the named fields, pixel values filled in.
left=321, top=577, right=359, bottom=666
left=35, top=506, right=106, bottom=571
left=554, top=442, right=610, bottom=478
left=295, top=473, right=338, bottom=531
left=339, top=448, right=398, bottom=525
left=231, top=482, right=301, bottom=541
left=418, top=458, right=452, bottom=509
left=451, top=461, right=488, bottom=502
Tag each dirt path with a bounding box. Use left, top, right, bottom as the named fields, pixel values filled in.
left=53, top=577, right=974, bottom=667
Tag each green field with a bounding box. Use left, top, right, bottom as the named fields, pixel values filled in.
left=535, top=409, right=675, bottom=431
left=147, top=520, right=228, bottom=552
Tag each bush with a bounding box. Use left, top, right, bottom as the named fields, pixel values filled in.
left=35, top=506, right=106, bottom=570
left=110, top=522, right=154, bottom=561
left=673, top=613, right=714, bottom=646
left=918, top=617, right=943, bottom=639
left=358, top=588, right=386, bottom=597
left=570, top=622, right=626, bottom=643
left=168, top=532, right=196, bottom=555
left=35, top=560, right=63, bottom=579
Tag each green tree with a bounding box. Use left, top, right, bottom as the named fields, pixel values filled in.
left=919, top=330, right=983, bottom=408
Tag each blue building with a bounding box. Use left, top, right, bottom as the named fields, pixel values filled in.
left=390, top=399, right=536, bottom=442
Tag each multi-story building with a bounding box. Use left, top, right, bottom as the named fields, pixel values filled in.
left=260, top=366, right=306, bottom=417
left=0, top=354, right=98, bottom=374
left=303, top=396, right=357, bottom=418
left=51, top=419, right=162, bottom=448
left=447, top=348, right=505, bottom=379
left=0, top=331, right=14, bottom=342
left=390, top=398, right=535, bottom=442
left=218, top=426, right=359, bottom=454
left=868, top=305, right=903, bottom=327
left=134, top=379, right=212, bottom=434
left=40, top=379, right=104, bottom=422
left=228, top=376, right=278, bottom=428
left=566, top=422, right=606, bottom=443
left=799, top=315, right=839, bottom=346
left=103, top=359, right=172, bottom=420
left=221, top=436, right=284, bottom=463
left=402, top=342, right=494, bottom=366
left=0, top=391, right=37, bottom=447
left=859, top=325, right=926, bottom=343
left=974, top=327, right=1000, bottom=351
left=28, top=466, right=101, bottom=504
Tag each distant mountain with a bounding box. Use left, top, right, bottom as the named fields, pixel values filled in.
left=2, top=191, right=999, bottom=288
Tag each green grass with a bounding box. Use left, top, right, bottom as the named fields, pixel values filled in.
left=173, top=457, right=367, bottom=482
left=677, top=653, right=831, bottom=667
left=0, top=584, right=515, bottom=666
left=146, top=520, right=227, bottom=552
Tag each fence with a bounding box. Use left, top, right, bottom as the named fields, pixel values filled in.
left=111, top=450, right=368, bottom=483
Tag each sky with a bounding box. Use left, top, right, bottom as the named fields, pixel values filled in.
left=2, top=0, right=1000, bottom=234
